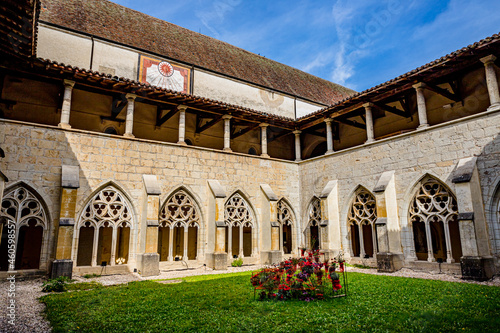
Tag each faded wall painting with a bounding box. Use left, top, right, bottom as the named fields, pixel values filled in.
left=138, top=55, right=191, bottom=93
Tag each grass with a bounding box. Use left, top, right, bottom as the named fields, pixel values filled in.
left=82, top=273, right=101, bottom=279
left=41, top=272, right=500, bottom=333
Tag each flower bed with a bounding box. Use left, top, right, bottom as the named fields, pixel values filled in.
left=251, top=250, right=347, bottom=301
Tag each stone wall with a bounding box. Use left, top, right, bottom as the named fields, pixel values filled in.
left=299, top=108, right=500, bottom=263
left=0, top=119, right=301, bottom=269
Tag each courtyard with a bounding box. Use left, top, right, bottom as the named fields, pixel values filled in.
left=1, top=266, right=499, bottom=332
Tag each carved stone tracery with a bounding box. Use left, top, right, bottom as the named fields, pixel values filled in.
left=79, top=187, right=132, bottom=228
left=159, top=190, right=200, bottom=228
left=348, top=189, right=377, bottom=226
left=225, top=193, right=253, bottom=227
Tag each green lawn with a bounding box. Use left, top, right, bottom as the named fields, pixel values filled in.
left=41, top=272, right=500, bottom=333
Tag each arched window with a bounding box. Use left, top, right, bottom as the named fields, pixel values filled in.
left=347, top=188, right=377, bottom=258
left=0, top=186, right=48, bottom=271
left=104, top=127, right=118, bottom=135
left=489, top=184, right=500, bottom=255
left=158, top=190, right=200, bottom=261
left=278, top=199, right=294, bottom=254
left=76, top=186, right=133, bottom=266
left=248, top=147, right=257, bottom=155
left=409, top=177, right=462, bottom=262
left=225, top=193, right=254, bottom=258
left=307, top=197, right=321, bottom=250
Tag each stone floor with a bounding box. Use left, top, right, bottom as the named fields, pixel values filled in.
left=1, top=265, right=499, bottom=333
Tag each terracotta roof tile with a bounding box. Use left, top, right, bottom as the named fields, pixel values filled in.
left=39, top=0, right=355, bottom=106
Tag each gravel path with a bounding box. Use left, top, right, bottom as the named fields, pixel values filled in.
left=1, top=265, right=498, bottom=332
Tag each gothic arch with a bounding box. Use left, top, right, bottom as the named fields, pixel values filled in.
left=73, top=183, right=136, bottom=267
left=0, top=182, right=51, bottom=271
left=224, top=190, right=257, bottom=258
left=304, top=196, right=321, bottom=250
left=407, top=174, right=462, bottom=263
left=158, top=187, right=203, bottom=261
left=488, top=180, right=500, bottom=255
left=277, top=197, right=297, bottom=255
left=346, top=186, right=377, bottom=258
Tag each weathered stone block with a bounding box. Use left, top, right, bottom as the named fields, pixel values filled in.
left=460, top=256, right=495, bottom=281
left=261, top=251, right=282, bottom=265
left=137, top=253, right=160, bottom=277
left=213, top=253, right=228, bottom=270
left=376, top=253, right=403, bottom=273
left=51, top=259, right=73, bottom=279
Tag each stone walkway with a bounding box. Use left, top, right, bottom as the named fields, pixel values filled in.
left=1, top=265, right=498, bottom=333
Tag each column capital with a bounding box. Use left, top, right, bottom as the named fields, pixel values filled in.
left=222, top=114, right=232, bottom=120
left=125, top=93, right=137, bottom=101
left=292, top=130, right=302, bottom=135
left=259, top=122, right=269, bottom=128
left=412, top=82, right=427, bottom=90
left=480, top=54, right=497, bottom=65
left=177, top=104, right=188, bottom=112
left=324, top=117, right=333, bottom=124
left=63, top=79, right=75, bottom=88
left=362, top=102, right=374, bottom=108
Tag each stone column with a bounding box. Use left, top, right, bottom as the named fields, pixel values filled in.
left=168, top=226, right=174, bottom=262
left=58, top=80, right=75, bottom=129
left=227, top=224, right=233, bottom=259
left=319, top=180, right=341, bottom=261
left=480, top=55, right=500, bottom=110
left=425, top=222, right=434, bottom=262
left=324, top=118, right=334, bottom=154
left=110, top=226, right=117, bottom=266
left=183, top=225, right=189, bottom=260
left=91, top=228, right=99, bottom=267
left=443, top=223, right=454, bottom=263
left=141, top=184, right=160, bottom=276
left=359, top=224, right=366, bottom=258
left=124, top=94, right=136, bottom=138
left=222, top=115, right=232, bottom=152
left=293, top=130, right=302, bottom=161
left=239, top=225, right=244, bottom=257
left=363, top=103, right=375, bottom=143
left=260, top=123, right=270, bottom=158
left=52, top=165, right=79, bottom=278
left=208, top=179, right=228, bottom=270
left=413, top=83, right=429, bottom=129
left=177, top=105, right=188, bottom=144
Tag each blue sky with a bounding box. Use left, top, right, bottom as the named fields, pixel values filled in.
left=113, top=0, right=500, bottom=92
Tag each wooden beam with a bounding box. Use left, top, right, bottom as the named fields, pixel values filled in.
left=423, top=82, right=461, bottom=102
left=303, top=130, right=326, bottom=138
left=372, top=102, right=408, bottom=118
left=110, top=94, right=127, bottom=119
left=196, top=115, right=223, bottom=133
left=156, top=107, right=178, bottom=127
left=336, top=118, right=365, bottom=130
left=232, top=123, right=260, bottom=139
left=268, top=130, right=292, bottom=143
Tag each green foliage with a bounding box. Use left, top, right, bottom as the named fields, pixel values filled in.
left=66, top=281, right=103, bottom=291
left=41, top=272, right=500, bottom=332
left=42, top=276, right=71, bottom=293
left=231, top=258, right=243, bottom=267
left=346, top=263, right=372, bottom=269
left=82, top=273, right=101, bottom=279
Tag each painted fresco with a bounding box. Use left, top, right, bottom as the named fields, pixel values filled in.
left=138, top=55, right=191, bottom=93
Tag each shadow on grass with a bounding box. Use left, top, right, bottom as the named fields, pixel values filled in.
left=41, top=272, right=500, bottom=333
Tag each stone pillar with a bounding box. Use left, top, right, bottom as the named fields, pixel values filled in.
left=363, top=103, right=375, bottom=143
left=373, top=171, right=403, bottom=272
left=293, top=130, right=302, bottom=161
left=222, top=115, right=232, bottom=152
left=413, top=83, right=429, bottom=129
left=480, top=55, right=500, bottom=111
left=110, top=226, right=117, bottom=266
left=52, top=165, right=79, bottom=279
left=452, top=157, right=495, bottom=280
left=183, top=226, right=189, bottom=260
left=239, top=225, right=244, bottom=257
left=260, top=184, right=280, bottom=264
left=124, top=94, right=136, bottom=138
left=214, top=196, right=228, bottom=269
left=168, top=227, right=174, bottom=262
left=318, top=180, right=341, bottom=261
left=58, top=80, right=75, bottom=129
left=425, top=222, right=435, bottom=262
left=207, top=180, right=227, bottom=270
left=177, top=105, right=188, bottom=145
left=227, top=223, right=233, bottom=259
left=260, top=123, right=270, bottom=158
left=324, top=118, right=334, bottom=154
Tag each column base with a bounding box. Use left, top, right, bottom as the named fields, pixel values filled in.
left=295, top=158, right=302, bottom=162
left=213, top=252, right=228, bottom=270
left=50, top=259, right=73, bottom=279
left=261, top=154, right=270, bottom=158
left=487, top=103, right=500, bottom=111
left=223, top=147, right=233, bottom=152
left=58, top=123, right=72, bottom=129
left=460, top=256, right=495, bottom=281
left=417, top=124, right=429, bottom=130
left=136, top=253, right=160, bottom=277
left=261, top=251, right=282, bottom=265
left=364, top=140, right=375, bottom=144
left=376, top=253, right=403, bottom=273
left=325, top=150, right=334, bottom=155
left=123, top=133, right=135, bottom=138
left=177, top=141, right=187, bottom=145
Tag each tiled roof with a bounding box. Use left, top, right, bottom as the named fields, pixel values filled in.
left=38, top=0, right=355, bottom=106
